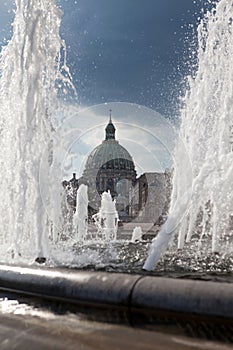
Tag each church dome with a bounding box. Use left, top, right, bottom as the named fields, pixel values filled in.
left=84, top=114, right=135, bottom=172
left=85, top=139, right=135, bottom=171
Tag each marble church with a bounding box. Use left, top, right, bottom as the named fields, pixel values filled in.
left=63, top=113, right=171, bottom=224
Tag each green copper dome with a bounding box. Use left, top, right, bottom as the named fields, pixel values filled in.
left=85, top=139, right=135, bottom=171
left=84, top=116, right=135, bottom=172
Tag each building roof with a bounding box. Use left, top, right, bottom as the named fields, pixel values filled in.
left=83, top=115, right=135, bottom=172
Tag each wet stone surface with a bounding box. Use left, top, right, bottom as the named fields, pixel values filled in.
left=0, top=292, right=232, bottom=350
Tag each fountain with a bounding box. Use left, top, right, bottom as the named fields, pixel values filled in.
left=144, top=0, right=233, bottom=270
left=93, top=191, right=119, bottom=242
left=0, top=0, right=232, bottom=278
left=0, top=0, right=74, bottom=263
left=73, top=184, right=88, bottom=242
left=0, top=2, right=232, bottom=346
left=0, top=1, right=146, bottom=267
left=131, top=227, right=143, bottom=243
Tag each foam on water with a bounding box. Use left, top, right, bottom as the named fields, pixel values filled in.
left=144, top=0, right=233, bottom=270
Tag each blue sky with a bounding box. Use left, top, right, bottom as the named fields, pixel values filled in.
left=0, top=0, right=211, bottom=119
left=57, top=0, right=211, bottom=118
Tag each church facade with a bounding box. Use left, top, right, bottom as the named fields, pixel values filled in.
left=63, top=114, right=171, bottom=224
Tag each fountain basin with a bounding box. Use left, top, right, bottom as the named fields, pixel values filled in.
left=0, top=264, right=232, bottom=328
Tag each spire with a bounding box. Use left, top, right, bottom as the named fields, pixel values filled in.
left=105, top=109, right=116, bottom=140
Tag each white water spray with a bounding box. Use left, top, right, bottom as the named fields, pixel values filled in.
left=73, top=184, right=88, bottom=241
left=0, top=0, right=72, bottom=261
left=144, top=0, right=233, bottom=270
left=93, top=191, right=119, bottom=242
left=131, top=226, right=143, bottom=243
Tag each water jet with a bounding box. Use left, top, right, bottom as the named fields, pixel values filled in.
left=144, top=0, right=233, bottom=271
